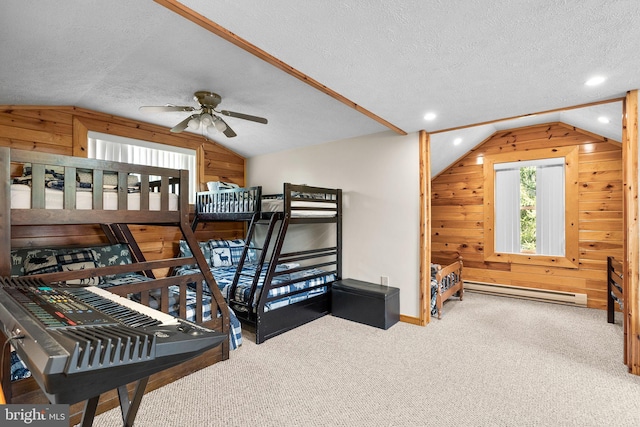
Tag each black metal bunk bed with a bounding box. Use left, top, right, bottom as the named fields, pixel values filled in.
left=189, top=183, right=342, bottom=343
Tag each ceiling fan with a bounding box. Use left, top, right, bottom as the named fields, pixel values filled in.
left=139, top=91, right=268, bottom=138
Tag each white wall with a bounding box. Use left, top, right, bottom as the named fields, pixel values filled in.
left=247, top=130, right=422, bottom=317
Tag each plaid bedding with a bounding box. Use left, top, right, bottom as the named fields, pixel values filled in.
left=102, top=274, right=242, bottom=350
left=10, top=351, right=31, bottom=382
left=177, top=263, right=334, bottom=313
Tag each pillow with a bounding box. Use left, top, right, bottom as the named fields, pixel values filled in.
left=12, top=166, right=65, bottom=186
left=90, top=243, right=133, bottom=279
left=56, top=251, right=100, bottom=285
left=76, top=171, right=93, bottom=185
left=178, top=240, right=214, bottom=269
left=209, top=239, right=250, bottom=266
left=78, top=172, right=140, bottom=189
left=91, top=244, right=133, bottom=268
left=206, top=181, right=240, bottom=192
left=24, top=249, right=99, bottom=285
left=24, top=253, right=60, bottom=276
left=211, top=247, right=233, bottom=267
left=11, top=248, right=58, bottom=277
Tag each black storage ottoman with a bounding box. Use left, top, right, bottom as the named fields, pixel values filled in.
left=332, top=279, right=400, bottom=329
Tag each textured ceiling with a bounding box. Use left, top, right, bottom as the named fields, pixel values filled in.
left=0, top=1, right=636, bottom=167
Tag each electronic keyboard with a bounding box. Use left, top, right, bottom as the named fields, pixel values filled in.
left=0, top=276, right=225, bottom=405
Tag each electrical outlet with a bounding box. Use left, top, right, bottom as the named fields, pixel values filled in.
left=381, top=276, right=389, bottom=287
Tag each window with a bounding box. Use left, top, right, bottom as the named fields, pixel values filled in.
left=484, top=147, right=578, bottom=268
left=494, top=158, right=565, bottom=255
left=87, top=131, right=197, bottom=203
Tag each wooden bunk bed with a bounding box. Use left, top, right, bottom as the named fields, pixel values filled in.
left=430, top=259, right=464, bottom=319
left=607, top=256, right=624, bottom=323
left=0, top=147, right=231, bottom=425
left=182, top=182, right=342, bottom=343
left=607, top=256, right=627, bottom=364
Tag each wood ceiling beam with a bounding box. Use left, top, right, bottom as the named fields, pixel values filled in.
left=154, top=0, right=407, bottom=136
left=430, top=97, right=625, bottom=135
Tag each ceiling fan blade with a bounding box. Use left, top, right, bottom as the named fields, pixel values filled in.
left=139, top=105, right=196, bottom=113
left=219, top=117, right=237, bottom=138
left=220, top=110, right=268, bottom=124
left=170, top=115, right=195, bottom=133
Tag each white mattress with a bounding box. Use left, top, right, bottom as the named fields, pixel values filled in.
left=261, top=198, right=337, bottom=217
left=11, top=184, right=178, bottom=211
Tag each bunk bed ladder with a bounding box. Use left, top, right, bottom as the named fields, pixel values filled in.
left=228, top=212, right=281, bottom=313
left=254, top=212, right=292, bottom=343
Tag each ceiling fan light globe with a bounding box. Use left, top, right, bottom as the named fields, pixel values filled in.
left=200, top=113, right=213, bottom=127
left=187, top=117, right=200, bottom=130
left=214, top=119, right=227, bottom=132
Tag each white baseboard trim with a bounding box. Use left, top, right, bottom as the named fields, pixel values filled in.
left=465, top=281, right=588, bottom=307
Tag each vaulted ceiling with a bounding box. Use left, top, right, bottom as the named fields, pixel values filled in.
left=1, top=1, right=637, bottom=173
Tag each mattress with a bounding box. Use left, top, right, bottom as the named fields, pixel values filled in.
left=178, top=263, right=334, bottom=313
left=261, top=198, right=337, bottom=217
left=11, top=184, right=179, bottom=210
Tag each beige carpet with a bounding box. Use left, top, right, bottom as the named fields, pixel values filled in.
left=90, top=293, right=640, bottom=426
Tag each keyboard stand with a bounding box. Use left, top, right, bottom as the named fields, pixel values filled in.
left=81, top=377, right=149, bottom=427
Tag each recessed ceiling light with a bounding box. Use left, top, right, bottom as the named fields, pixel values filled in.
left=453, top=138, right=462, bottom=145
left=585, top=76, right=606, bottom=86
left=423, top=112, right=437, bottom=121
left=598, top=116, right=610, bottom=124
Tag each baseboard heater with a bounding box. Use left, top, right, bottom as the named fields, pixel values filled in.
left=465, top=281, right=588, bottom=307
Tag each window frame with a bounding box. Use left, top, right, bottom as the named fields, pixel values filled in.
left=483, top=146, right=579, bottom=269
left=87, top=131, right=198, bottom=204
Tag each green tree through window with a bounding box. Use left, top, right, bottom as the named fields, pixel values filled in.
left=520, top=166, right=536, bottom=252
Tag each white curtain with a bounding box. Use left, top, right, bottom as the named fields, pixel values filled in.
left=494, top=157, right=564, bottom=255
left=87, top=132, right=196, bottom=203
left=536, top=164, right=564, bottom=256
left=495, top=168, right=521, bottom=253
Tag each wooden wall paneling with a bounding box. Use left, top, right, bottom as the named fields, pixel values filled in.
left=10, top=225, right=108, bottom=249
left=0, top=138, right=72, bottom=155
left=0, top=109, right=73, bottom=136
left=418, top=130, right=431, bottom=326
left=73, top=115, right=204, bottom=151
left=72, top=116, right=89, bottom=157
left=0, top=124, right=71, bottom=148
left=431, top=122, right=623, bottom=310
left=623, top=90, right=639, bottom=373
left=202, top=148, right=245, bottom=186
